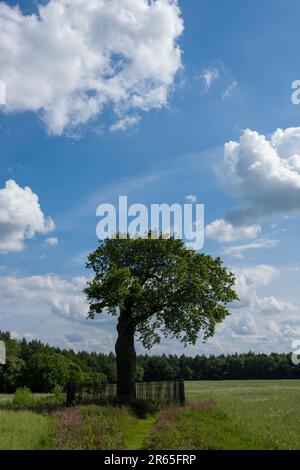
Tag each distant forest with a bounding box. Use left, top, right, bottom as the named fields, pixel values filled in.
left=0, top=331, right=299, bottom=393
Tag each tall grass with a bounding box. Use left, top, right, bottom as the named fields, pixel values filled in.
left=1, top=380, right=300, bottom=450
left=186, top=380, right=300, bottom=450
left=0, top=410, right=53, bottom=450
left=144, top=402, right=260, bottom=450
left=53, top=405, right=143, bottom=450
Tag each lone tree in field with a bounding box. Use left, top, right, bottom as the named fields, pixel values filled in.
left=85, top=234, right=238, bottom=399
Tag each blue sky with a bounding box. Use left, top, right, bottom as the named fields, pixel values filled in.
left=1, top=0, right=300, bottom=355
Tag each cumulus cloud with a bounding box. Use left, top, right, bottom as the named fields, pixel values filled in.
left=0, top=266, right=297, bottom=355
left=207, top=126, right=300, bottom=244
left=232, top=265, right=294, bottom=315
left=240, top=264, right=280, bottom=286
left=206, top=219, right=261, bottom=243
left=224, top=127, right=300, bottom=224
left=0, top=0, right=183, bottom=135
left=0, top=179, right=54, bottom=253
left=0, top=274, right=89, bottom=321
left=231, top=313, right=258, bottom=336
left=203, top=265, right=296, bottom=353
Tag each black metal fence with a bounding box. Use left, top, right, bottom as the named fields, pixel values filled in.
left=66, top=380, right=185, bottom=407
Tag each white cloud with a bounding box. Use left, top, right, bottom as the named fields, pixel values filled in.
left=232, top=265, right=294, bottom=315
left=45, top=237, right=59, bottom=247
left=208, top=126, right=300, bottom=244
left=0, top=265, right=298, bottom=355
left=200, top=67, right=219, bottom=92
left=231, top=313, right=258, bottom=336
left=110, top=115, right=140, bottom=132
left=0, top=274, right=116, bottom=353
left=257, top=295, right=294, bottom=315
left=224, top=127, right=300, bottom=225
left=0, top=274, right=89, bottom=321
left=240, top=264, right=280, bottom=286
left=0, top=0, right=183, bottom=135
left=199, top=62, right=238, bottom=101
left=10, top=330, right=37, bottom=342
left=265, top=320, right=282, bottom=337
left=0, top=179, right=54, bottom=253
left=222, top=79, right=237, bottom=99
left=222, top=239, right=278, bottom=257
left=206, top=219, right=261, bottom=243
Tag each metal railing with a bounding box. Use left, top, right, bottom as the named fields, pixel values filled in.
left=66, top=379, right=185, bottom=407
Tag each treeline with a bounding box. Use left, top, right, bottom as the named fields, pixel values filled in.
left=0, top=331, right=299, bottom=393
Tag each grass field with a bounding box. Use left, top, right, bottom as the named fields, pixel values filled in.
left=0, top=410, right=53, bottom=450
left=184, top=380, right=300, bottom=450
left=0, top=380, right=300, bottom=450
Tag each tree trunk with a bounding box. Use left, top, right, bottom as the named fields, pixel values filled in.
left=115, top=308, right=136, bottom=401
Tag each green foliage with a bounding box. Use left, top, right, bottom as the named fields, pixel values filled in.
left=27, top=352, right=70, bottom=392
left=13, top=387, right=35, bottom=407
left=85, top=234, right=238, bottom=348
left=143, top=356, right=178, bottom=381
left=10, top=387, right=65, bottom=411
left=0, top=332, right=25, bottom=392
left=135, top=364, right=144, bottom=382
left=1, top=356, right=26, bottom=392
left=68, top=362, right=85, bottom=383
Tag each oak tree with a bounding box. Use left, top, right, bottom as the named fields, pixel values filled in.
left=85, top=234, right=238, bottom=399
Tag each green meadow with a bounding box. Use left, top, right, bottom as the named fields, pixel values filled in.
left=0, top=380, right=300, bottom=450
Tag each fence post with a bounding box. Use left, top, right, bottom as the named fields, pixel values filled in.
left=66, top=382, right=75, bottom=407
left=173, top=380, right=177, bottom=404
left=178, top=379, right=185, bottom=406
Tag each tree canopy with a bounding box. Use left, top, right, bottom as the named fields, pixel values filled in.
left=85, top=235, right=238, bottom=349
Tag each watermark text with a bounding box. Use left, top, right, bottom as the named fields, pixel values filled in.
left=96, top=196, right=205, bottom=250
